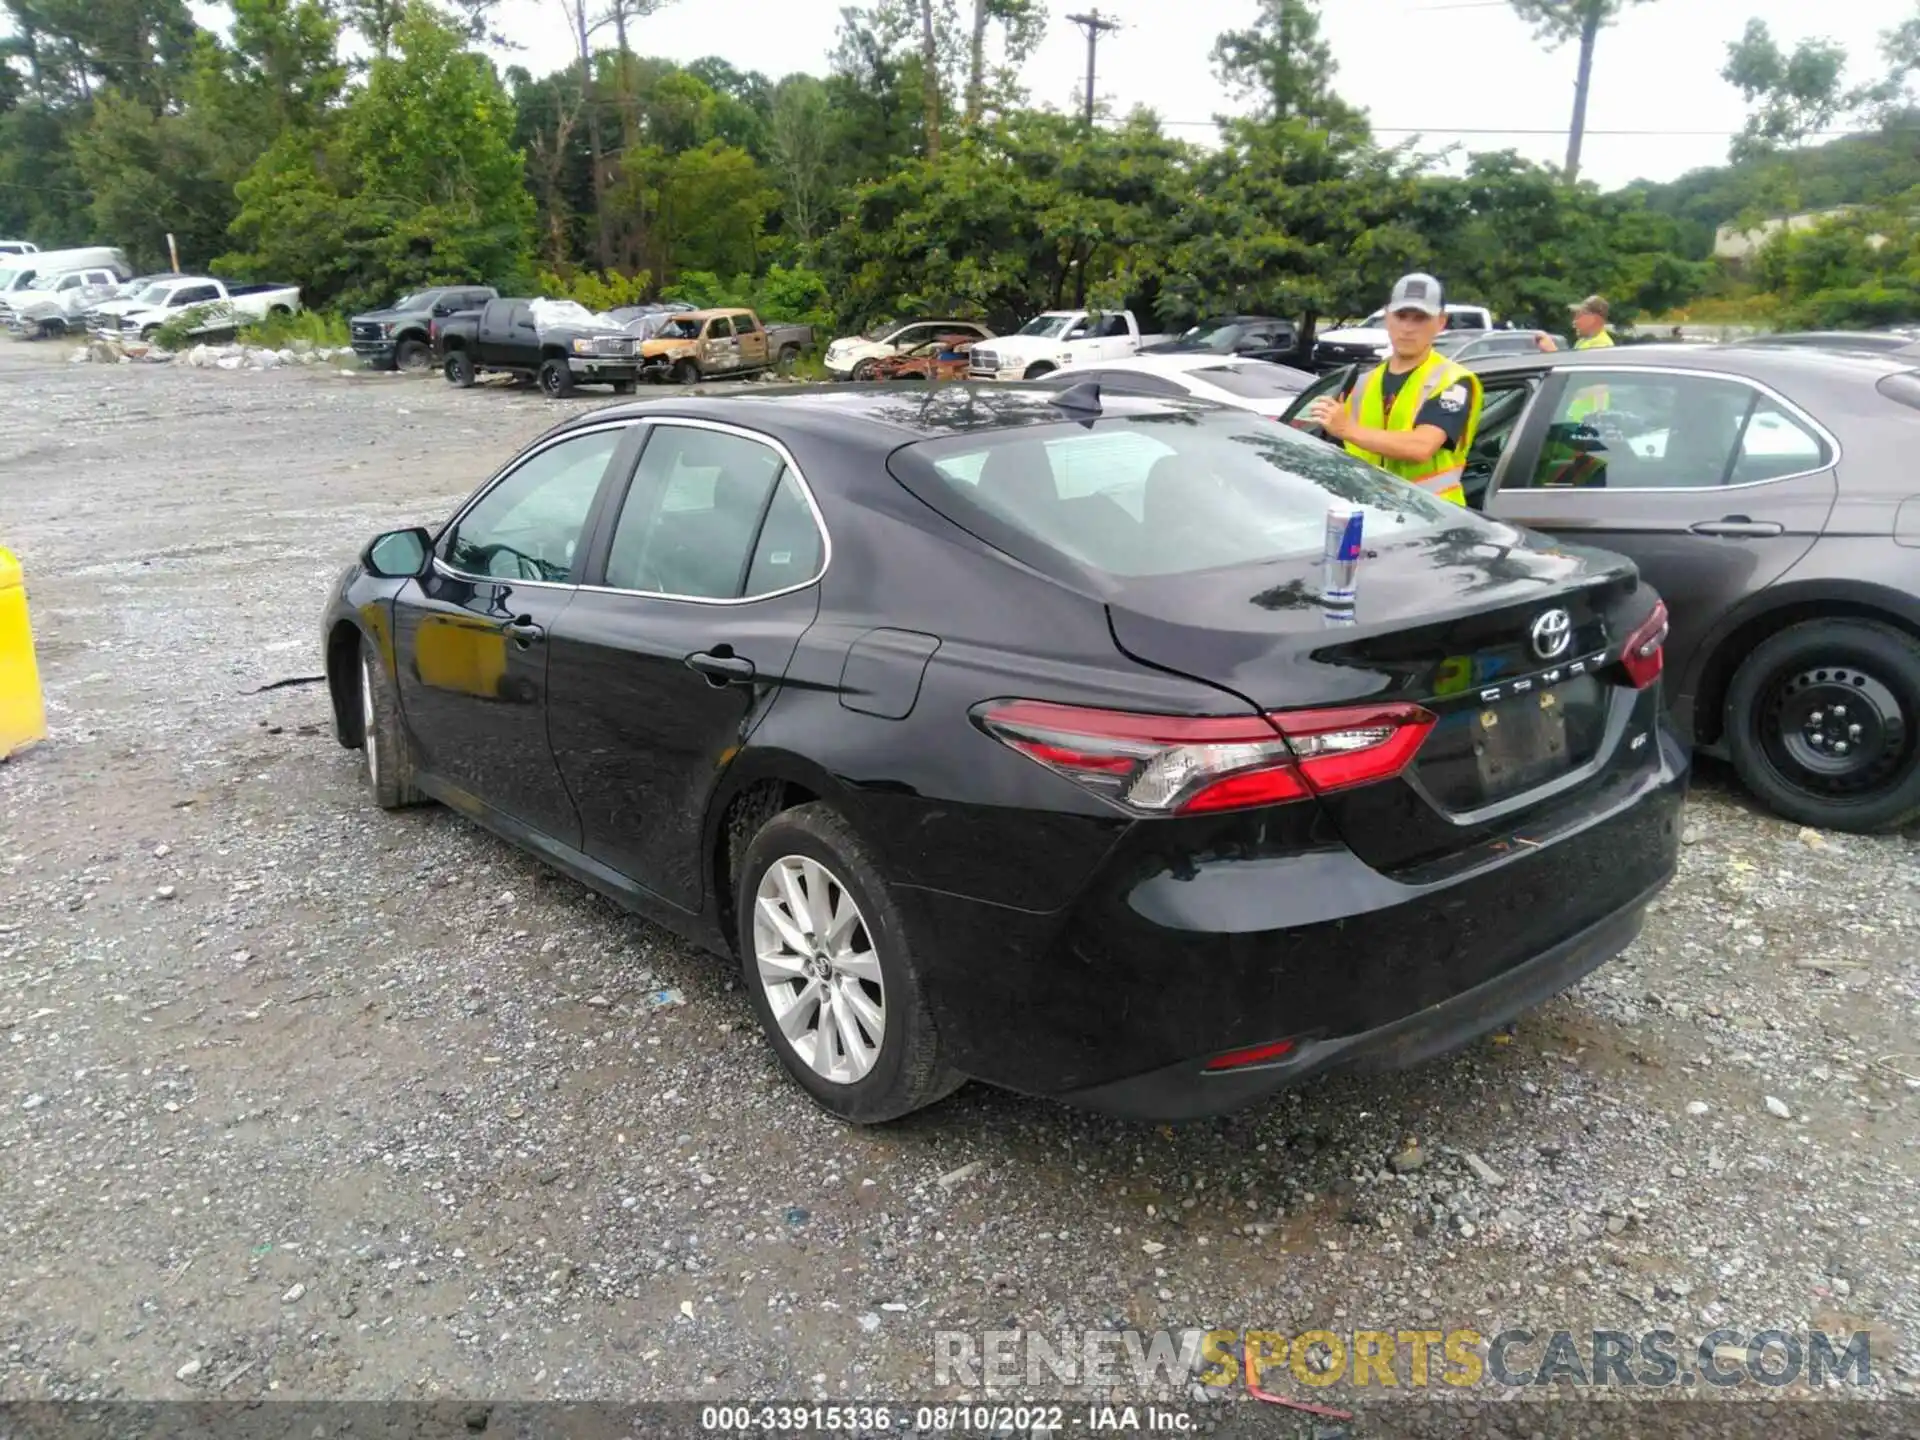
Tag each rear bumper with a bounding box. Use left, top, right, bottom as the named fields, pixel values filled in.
left=900, top=723, right=1688, bottom=1118
left=1061, top=879, right=1655, bottom=1120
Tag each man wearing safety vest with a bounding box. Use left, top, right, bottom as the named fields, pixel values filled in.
left=1307, top=273, right=1483, bottom=506
left=1571, top=294, right=1615, bottom=349
left=1566, top=293, right=1616, bottom=425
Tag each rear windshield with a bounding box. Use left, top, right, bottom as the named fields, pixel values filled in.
left=1194, top=363, right=1311, bottom=398
left=887, top=412, right=1461, bottom=581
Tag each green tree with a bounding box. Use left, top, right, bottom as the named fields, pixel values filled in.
left=1210, top=0, right=1366, bottom=136
left=1507, top=0, right=1657, bottom=181
left=223, top=6, right=535, bottom=309
left=767, top=74, right=833, bottom=245
left=963, top=0, right=1042, bottom=126
left=225, top=0, right=346, bottom=131
left=1721, top=19, right=1851, bottom=162
left=821, top=108, right=1190, bottom=331
left=608, top=138, right=773, bottom=284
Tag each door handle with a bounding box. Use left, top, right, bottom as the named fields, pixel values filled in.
left=1690, top=517, right=1784, bottom=538
left=504, top=615, right=545, bottom=646
left=687, top=648, right=756, bottom=685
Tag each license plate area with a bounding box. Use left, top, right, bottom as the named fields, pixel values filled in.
left=1416, top=674, right=1609, bottom=811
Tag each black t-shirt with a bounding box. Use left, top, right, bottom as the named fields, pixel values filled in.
left=1354, top=363, right=1473, bottom=447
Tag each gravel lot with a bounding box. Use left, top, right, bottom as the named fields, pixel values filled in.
left=1, top=341, right=1916, bottom=1427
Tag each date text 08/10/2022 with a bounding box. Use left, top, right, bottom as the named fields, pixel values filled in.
left=698, top=1404, right=1195, bottom=1433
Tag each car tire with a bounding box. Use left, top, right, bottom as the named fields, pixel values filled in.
left=538, top=358, right=575, bottom=398
left=736, top=804, right=964, bottom=1123
left=444, top=351, right=474, bottom=388
left=850, top=359, right=878, bottom=382
left=394, top=338, right=431, bottom=371
left=777, top=343, right=801, bottom=374
left=358, top=637, right=427, bottom=811
left=1023, top=362, right=1055, bottom=379
left=1724, top=617, right=1920, bottom=833
left=671, top=359, right=700, bottom=385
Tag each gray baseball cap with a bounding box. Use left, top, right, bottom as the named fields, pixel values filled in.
left=1387, top=273, right=1445, bottom=316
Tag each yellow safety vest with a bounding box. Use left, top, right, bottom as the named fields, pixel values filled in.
left=1344, top=351, right=1483, bottom=506
left=1574, top=330, right=1615, bottom=350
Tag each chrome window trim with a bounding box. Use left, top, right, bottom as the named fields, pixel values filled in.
left=433, top=418, right=638, bottom=586
left=582, top=415, right=833, bottom=607
left=1514, top=363, right=1841, bottom=495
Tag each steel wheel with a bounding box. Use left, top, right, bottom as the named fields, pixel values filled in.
left=752, top=855, right=885, bottom=1085
left=360, top=656, right=378, bottom=787
left=1725, top=617, right=1920, bottom=833
left=1760, top=663, right=1909, bottom=799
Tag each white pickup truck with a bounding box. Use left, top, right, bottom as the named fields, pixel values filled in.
left=98, top=275, right=301, bottom=343
left=1310, top=303, right=1497, bottom=371
left=968, top=309, right=1168, bottom=381
left=1, top=265, right=125, bottom=338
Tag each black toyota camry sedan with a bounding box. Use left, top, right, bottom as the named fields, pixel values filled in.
left=321, top=383, right=1688, bottom=1124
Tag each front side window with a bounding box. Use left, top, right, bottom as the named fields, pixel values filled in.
left=707, top=316, right=734, bottom=339
left=1520, top=372, right=1819, bottom=491
left=603, top=426, right=793, bottom=598
left=890, top=412, right=1463, bottom=581
left=443, top=428, right=623, bottom=583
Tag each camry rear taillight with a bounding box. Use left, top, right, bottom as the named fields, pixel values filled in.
left=1620, top=600, right=1668, bottom=689
left=971, top=699, right=1435, bottom=816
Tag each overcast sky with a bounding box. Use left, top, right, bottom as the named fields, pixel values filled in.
left=486, top=0, right=1913, bottom=189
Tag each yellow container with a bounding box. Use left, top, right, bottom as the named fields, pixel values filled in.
left=0, top=548, right=49, bottom=760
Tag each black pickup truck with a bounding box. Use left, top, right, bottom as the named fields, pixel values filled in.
left=351, top=285, right=498, bottom=371
left=432, top=297, right=643, bottom=396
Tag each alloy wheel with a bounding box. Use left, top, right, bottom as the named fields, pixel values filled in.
left=1761, top=662, right=1910, bottom=798
left=752, top=856, right=885, bottom=1084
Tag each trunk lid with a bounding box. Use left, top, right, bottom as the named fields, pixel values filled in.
left=1104, top=524, right=1661, bottom=872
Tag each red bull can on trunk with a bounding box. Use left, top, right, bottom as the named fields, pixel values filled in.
left=1323, top=502, right=1364, bottom=607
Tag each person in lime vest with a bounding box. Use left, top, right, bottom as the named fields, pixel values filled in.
left=1307, top=273, right=1483, bottom=506
left=1570, top=293, right=1616, bottom=349
left=1565, top=293, right=1616, bottom=426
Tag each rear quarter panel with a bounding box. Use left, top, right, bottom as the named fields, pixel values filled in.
left=728, top=449, right=1255, bottom=914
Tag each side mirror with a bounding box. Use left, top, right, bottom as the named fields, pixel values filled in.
left=363, top=527, right=433, bottom=579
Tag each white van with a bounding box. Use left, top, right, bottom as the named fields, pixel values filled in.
left=0, top=247, right=130, bottom=296
left=0, top=241, right=39, bottom=256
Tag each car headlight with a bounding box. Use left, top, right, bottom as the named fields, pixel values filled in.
left=380, top=322, right=395, bottom=336
left=572, top=338, right=594, bottom=355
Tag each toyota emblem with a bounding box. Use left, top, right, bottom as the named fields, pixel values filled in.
left=1530, top=608, right=1573, bottom=661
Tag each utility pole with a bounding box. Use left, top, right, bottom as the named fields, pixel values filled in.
left=1563, top=1, right=1602, bottom=182
left=1065, top=8, right=1120, bottom=127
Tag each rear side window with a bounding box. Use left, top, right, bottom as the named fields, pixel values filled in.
left=888, top=413, right=1461, bottom=581
left=603, top=425, right=799, bottom=598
